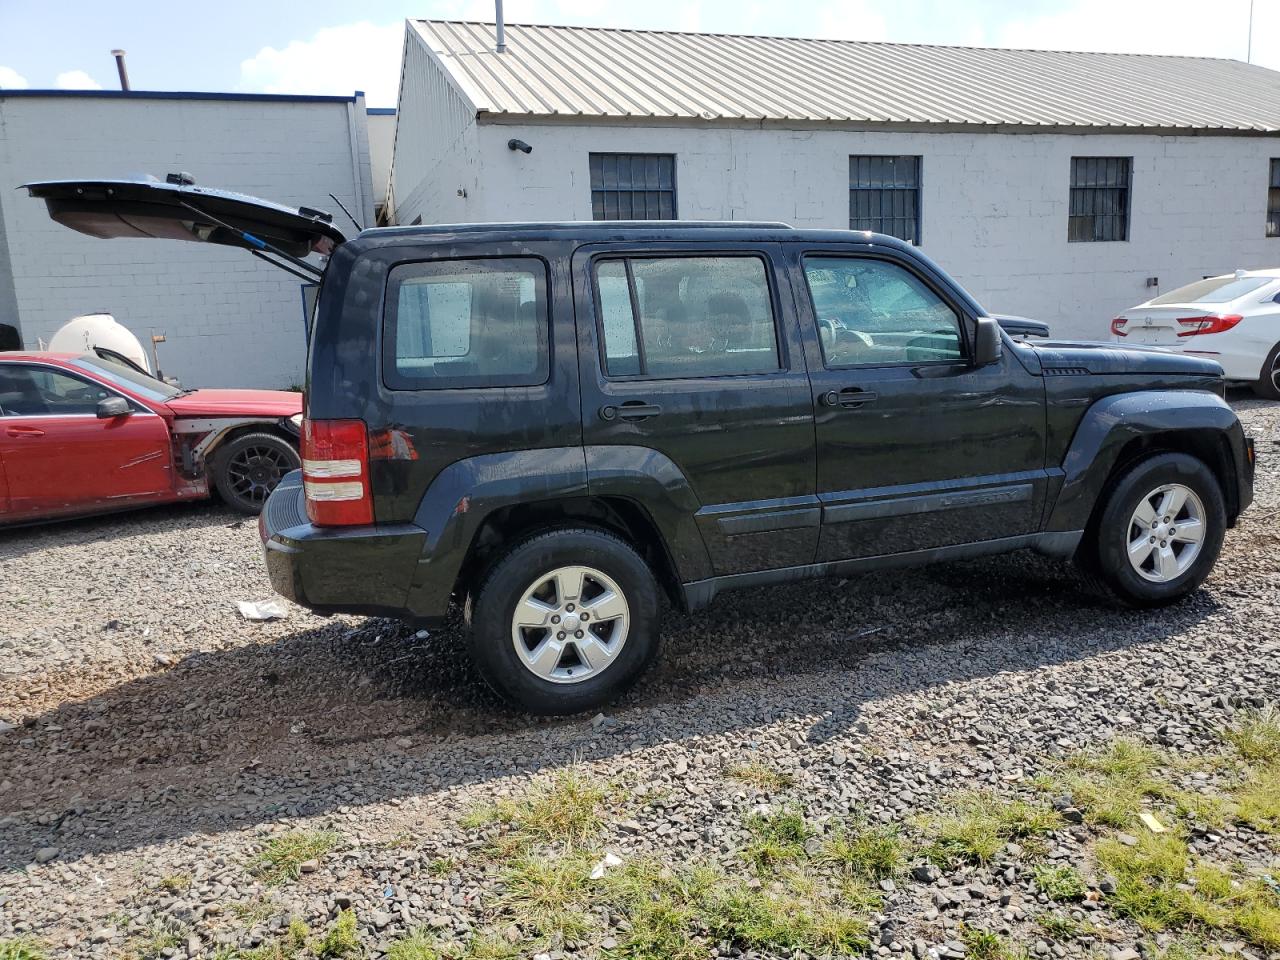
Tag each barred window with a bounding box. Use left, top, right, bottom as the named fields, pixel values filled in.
left=1268, top=159, right=1280, bottom=238
left=589, top=153, right=676, bottom=221
left=1069, top=157, right=1131, bottom=242
left=849, top=156, right=921, bottom=244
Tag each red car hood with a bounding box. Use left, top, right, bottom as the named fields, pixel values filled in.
left=164, top=389, right=302, bottom=418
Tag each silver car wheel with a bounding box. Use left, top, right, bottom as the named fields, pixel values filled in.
left=511, top=565, right=630, bottom=684
left=1126, top=483, right=1206, bottom=583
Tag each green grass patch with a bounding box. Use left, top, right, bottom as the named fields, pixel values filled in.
left=1032, top=864, right=1086, bottom=901
left=723, top=761, right=795, bottom=791
left=156, top=872, right=192, bottom=894
left=743, top=806, right=812, bottom=871
left=960, top=926, right=1027, bottom=960
left=1224, top=707, right=1280, bottom=765
left=252, top=830, right=340, bottom=886
left=1097, top=830, right=1280, bottom=950
left=498, top=851, right=597, bottom=944
left=703, top=883, right=870, bottom=955
left=315, top=910, right=361, bottom=958
left=921, top=792, right=1061, bottom=866
left=1234, top=765, right=1280, bottom=834
left=1036, top=913, right=1089, bottom=942
left=818, top=822, right=905, bottom=880
left=0, top=940, right=46, bottom=960
left=462, top=769, right=612, bottom=851
left=1057, top=740, right=1167, bottom=829
left=487, top=846, right=876, bottom=958
left=1169, top=789, right=1233, bottom=830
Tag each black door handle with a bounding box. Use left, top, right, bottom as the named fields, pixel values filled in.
left=600, top=401, right=663, bottom=422
left=821, top=388, right=878, bottom=408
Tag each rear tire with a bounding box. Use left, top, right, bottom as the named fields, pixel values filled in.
left=1250, top=342, right=1280, bottom=399
left=1081, top=452, right=1225, bottom=607
left=469, top=527, right=660, bottom=715
left=212, top=431, right=300, bottom=515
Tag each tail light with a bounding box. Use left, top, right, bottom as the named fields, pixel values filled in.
left=1111, top=318, right=1128, bottom=337
left=1177, top=314, right=1243, bottom=337
left=301, top=418, right=373, bottom=526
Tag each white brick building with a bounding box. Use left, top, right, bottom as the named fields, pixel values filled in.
left=390, top=21, right=1280, bottom=340
left=0, top=90, right=376, bottom=388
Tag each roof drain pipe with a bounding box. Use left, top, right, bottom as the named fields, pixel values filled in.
left=495, top=0, right=506, bottom=53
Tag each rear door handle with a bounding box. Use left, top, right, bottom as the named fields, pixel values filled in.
left=821, top=388, right=878, bottom=409
left=6, top=425, right=45, bottom=438
left=600, top=401, right=663, bottom=422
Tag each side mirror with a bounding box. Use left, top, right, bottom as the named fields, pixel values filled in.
left=96, top=396, right=131, bottom=419
left=972, top=317, right=1003, bottom=367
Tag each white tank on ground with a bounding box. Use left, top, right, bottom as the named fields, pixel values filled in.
left=47, top=313, right=152, bottom=372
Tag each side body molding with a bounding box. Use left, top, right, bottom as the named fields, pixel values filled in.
left=584, top=444, right=714, bottom=584
left=402, top=447, right=589, bottom=618
left=1045, top=390, right=1248, bottom=532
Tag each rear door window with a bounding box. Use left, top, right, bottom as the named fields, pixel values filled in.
left=593, top=255, right=781, bottom=378
left=383, top=258, right=549, bottom=389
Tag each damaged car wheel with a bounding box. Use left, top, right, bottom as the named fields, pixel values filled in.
left=213, top=431, right=300, bottom=514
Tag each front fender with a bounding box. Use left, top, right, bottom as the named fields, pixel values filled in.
left=1046, top=390, right=1249, bottom=532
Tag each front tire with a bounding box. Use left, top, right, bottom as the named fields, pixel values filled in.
left=469, top=528, right=660, bottom=715
left=212, top=431, right=300, bottom=515
left=1083, top=452, right=1225, bottom=607
left=1250, top=342, right=1280, bottom=399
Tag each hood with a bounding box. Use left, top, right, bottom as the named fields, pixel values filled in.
left=1028, top=339, right=1223, bottom=377
left=165, top=388, right=303, bottom=418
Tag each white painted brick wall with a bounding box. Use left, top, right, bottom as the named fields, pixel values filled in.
left=0, top=93, right=372, bottom=388
left=428, top=122, right=1280, bottom=342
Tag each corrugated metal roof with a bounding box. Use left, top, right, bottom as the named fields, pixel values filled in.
left=412, top=20, right=1280, bottom=132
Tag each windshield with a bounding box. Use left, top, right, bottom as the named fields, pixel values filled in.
left=70, top=354, right=181, bottom=403
left=1150, top=276, right=1275, bottom=305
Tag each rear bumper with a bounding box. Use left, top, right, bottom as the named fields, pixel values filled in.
left=258, top=471, right=431, bottom=621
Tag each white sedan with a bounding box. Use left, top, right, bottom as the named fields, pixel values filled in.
left=1111, top=269, right=1280, bottom=398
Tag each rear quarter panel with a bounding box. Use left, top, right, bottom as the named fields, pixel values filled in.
left=306, top=238, right=584, bottom=524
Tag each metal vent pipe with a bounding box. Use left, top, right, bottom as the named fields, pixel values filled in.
left=495, top=0, right=506, bottom=53
left=111, top=49, right=130, bottom=90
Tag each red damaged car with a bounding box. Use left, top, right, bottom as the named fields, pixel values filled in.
left=0, top=349, right=301, bottom=524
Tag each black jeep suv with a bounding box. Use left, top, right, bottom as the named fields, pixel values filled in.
left=26, top=179, right=1255, bottom=715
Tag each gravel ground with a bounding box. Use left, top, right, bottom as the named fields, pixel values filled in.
left=2, top=394, right=1278, bottom=960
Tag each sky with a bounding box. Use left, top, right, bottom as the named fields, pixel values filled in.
left=0, top=0, right=1276, bottom=108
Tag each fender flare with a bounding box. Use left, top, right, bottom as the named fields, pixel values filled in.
left=1046, top=390, right=1246, bottom=531
left=400, top=445, right=713, bottom=619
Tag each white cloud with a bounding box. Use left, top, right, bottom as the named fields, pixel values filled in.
left=55, top=70, right=103, bottom=90
left=0, top=65, right=28, bottom=89
left=238, top=21, right=406, bottom=107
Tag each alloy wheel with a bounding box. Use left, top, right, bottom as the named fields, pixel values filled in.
left=510, top=565, right=630, bottom=684
left=226, top=443, right=293, bottom=507
left=1125, top=483, right=1206, bottom=583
